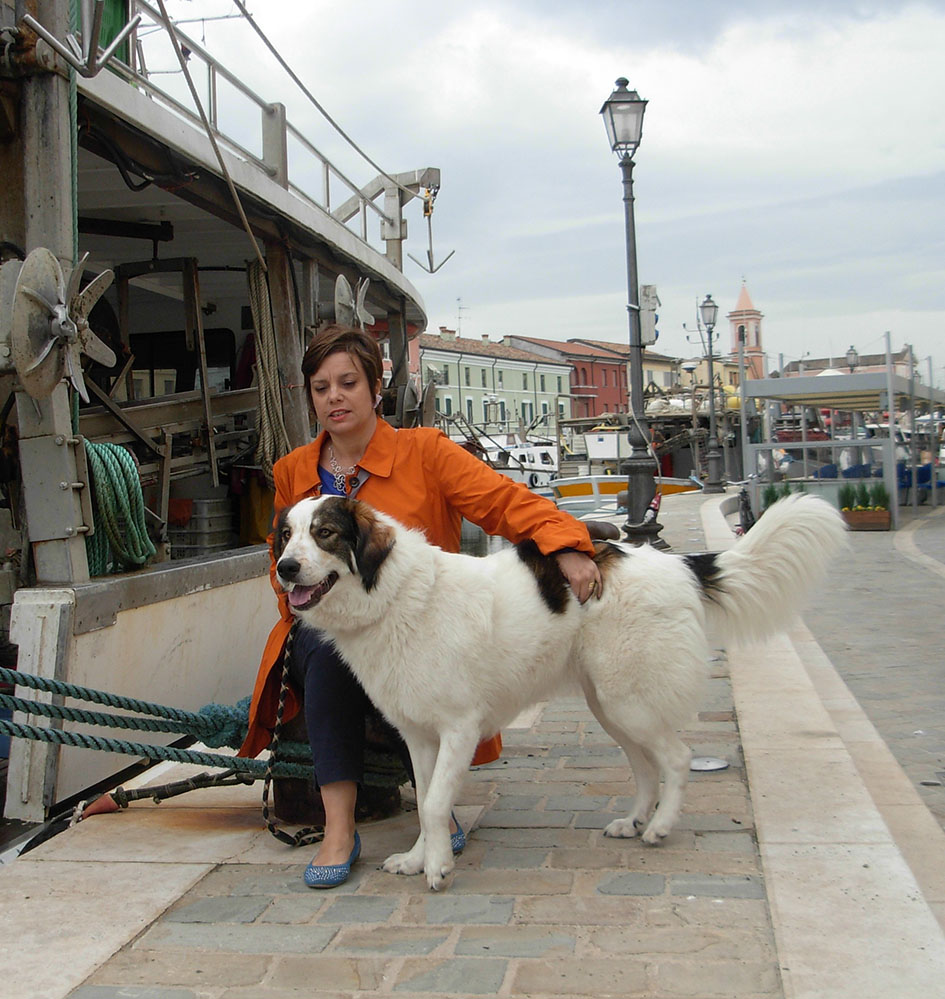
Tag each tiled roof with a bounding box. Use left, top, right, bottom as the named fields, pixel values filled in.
left=570, top=338, right=677, bottom=364
left=510, top=336, right=627, bottom=361
left=417, top=333, right=569, bottom=366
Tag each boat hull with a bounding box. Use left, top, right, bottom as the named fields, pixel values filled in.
left=551, top=474, right=701, bottom=513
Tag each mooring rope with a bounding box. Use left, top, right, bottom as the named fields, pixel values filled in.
left=0, top=714, right=311, bottom=779
left=0, top=665, right=312, bottom=765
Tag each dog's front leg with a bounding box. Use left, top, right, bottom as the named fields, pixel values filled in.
left=419, top=726, right=480, bottom=891
left=382, top=728, right=437, bottom=877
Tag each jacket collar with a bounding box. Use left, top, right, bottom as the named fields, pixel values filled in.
left=307, top=419, right=396, bottom=493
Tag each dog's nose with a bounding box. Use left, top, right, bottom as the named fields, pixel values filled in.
left=277, top=557, right=300, bottom=580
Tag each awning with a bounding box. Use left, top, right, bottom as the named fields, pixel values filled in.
left=745, top=372, right=945, bottom=413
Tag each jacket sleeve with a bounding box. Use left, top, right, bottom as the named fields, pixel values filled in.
left=427, top=432, right=594, bottom=556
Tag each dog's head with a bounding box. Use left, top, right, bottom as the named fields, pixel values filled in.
left=273, top=496, right=395, bottom=614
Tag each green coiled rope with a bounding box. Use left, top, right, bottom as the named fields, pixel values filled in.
left=70, top=393, right=156, bottom=575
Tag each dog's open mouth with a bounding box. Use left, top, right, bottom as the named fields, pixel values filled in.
left=284, top=572, right=339, bottom=611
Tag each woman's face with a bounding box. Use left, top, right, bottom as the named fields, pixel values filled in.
left=308, top=350, right=379, bottom=439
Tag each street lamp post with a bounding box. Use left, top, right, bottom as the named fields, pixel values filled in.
left=600, top=78, right=664, bottom=545
left=700, top=294, right=724, bottom=493
left=681, top=359, right=700, bottom=476
left=846, top=345, right=860, bottom=461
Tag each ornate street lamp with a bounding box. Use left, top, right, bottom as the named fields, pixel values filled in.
left=699, top=294, right=724, bottom=493
left=845, top=346, right=860, bottom=451
left=600, top=78, right=664, bottom=545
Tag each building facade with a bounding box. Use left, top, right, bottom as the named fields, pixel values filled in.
left=418, top=328, right=573, bottom=435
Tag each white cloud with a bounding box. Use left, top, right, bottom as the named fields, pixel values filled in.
left=151, top=0, right=945, bottom=384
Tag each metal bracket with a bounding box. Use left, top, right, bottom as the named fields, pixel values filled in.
left=22, top=0, right=141, bottom=80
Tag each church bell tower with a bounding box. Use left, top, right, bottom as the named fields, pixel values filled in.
left=727, top=283, right=764, bottom=380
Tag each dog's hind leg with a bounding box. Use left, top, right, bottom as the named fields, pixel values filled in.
left=634, top=731, right=691, bottom=843
left=382, top=729, right=438, bottom=877
left=581, top=684, right=660, bottom=837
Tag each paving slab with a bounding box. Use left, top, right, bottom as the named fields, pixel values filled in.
left=2, top=489, right=944, bottom=998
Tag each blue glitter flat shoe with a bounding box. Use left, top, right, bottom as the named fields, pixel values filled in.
left=303, top=831, right=361, bottom=889
left=451, top=813, right=466, bottom=854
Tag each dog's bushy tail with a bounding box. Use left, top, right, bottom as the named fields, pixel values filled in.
left=694, top=493, right=848, bottom=646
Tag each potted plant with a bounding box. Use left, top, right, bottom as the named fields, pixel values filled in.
left=839, top=479, right=891, bottom=531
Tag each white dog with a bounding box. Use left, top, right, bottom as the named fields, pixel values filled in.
left=274, top=493, right=846, bottom=890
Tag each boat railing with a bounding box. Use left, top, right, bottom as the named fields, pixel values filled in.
left=105, top=2, right=393, bottom=248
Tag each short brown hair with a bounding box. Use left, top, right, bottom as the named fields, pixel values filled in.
left=300, top=325, right=383, bottom=413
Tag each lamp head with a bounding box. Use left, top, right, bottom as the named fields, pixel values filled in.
left=845, top=345, right=859, bottom=373
left=600, top=77, right=647, bottom=159
left=699, top=294, right=718, bottom=331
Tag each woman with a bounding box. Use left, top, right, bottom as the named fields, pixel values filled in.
left=240, top=325, right=601, bottom=887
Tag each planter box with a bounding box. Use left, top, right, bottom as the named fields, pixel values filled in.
left=842, top=509, right=891, bottom=531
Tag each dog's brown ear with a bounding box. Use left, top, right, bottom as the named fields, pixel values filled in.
left=349, top=501, right=394, bottom=591
left=272, top=506, right=290, bottom=561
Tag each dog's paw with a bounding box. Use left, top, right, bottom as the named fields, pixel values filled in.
left=382, top=850, right=424, bottom=876
left=424, top=857, right=456, bottom=891
left=424, top=851, right=455, bottom=891
left=603, top=817, right=644, bottom=838
left=641, top=821, right=670, bottom=845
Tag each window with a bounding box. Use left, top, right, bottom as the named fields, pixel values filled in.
left=467, top=397, right=474, bottom=420
left=645, top=369, right=654, bottom=385
left=522, top=373, right=528, bottom=390
left=662, top=371, right=673, bottom=387
left=558, top=402, right=565, bottom=417
left=540, top=374, right=546, bottom=391
left=498, top=370, right=504, bottom=387
left=482, top=401, right=489, bottom=422
left=602, top=370, right=608, bottom=387
left=541, top=401, right=549, bottom=417
left=557, top=376, right=562, bottom=393
left=444, top=396, right=453, bottom=415
left=499, top=401, right=506, bottom=422
left=442, top=365, right=450, bottom=384
left=581, top=367, right=587, bottom=384
left=464, top=366, right=470, bottom=386
left=481, top=369, right=487, bottom=387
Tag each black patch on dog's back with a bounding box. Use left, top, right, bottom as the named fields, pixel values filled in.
left=683, top=552, right=723, bottom=598
left=516, top=540, right=571, bottom=614
left=592, top=540, right=628, bottom=571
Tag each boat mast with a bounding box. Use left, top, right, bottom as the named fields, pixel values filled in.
left=1, top=0, right=92, bottom=585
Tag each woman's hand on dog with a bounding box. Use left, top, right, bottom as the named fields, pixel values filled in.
left=555, top=550, right=603, bottom=604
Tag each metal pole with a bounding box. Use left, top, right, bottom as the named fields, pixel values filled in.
left=930, top=356, right=937, bottom=508
left=703, top=322, right=723, bottom=492
left=885, top=332, right=899, bottom=529
left=738, top=327, right=750, bottom=481
left=618, top=155, right=663, bottom=544
left=909, top=344, right=918, bottom=514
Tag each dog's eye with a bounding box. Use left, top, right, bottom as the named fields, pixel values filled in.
left=316, top=527, right=333, bottom=539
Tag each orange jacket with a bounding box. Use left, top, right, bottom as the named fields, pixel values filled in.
left=239, top=419, right=594, bottom=760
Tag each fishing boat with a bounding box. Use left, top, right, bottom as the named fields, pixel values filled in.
left=0, top=0, right=440, bottom=825
left=551, top=473, right=701, bottom=515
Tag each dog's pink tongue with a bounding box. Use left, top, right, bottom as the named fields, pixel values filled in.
left=287, top=586, right=315, bottom=607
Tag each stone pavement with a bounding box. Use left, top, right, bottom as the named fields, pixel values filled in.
left=2, top=493, right=945, bottom=999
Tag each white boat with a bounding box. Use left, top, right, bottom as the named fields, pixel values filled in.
left=0, top=1, right=437, bottom=824
left=551, top=474, right=702, bottom=514
left=484, top=441, right=558, bottom=489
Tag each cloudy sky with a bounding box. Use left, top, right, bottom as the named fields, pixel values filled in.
left=159, top=0, right=944, bottom=384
